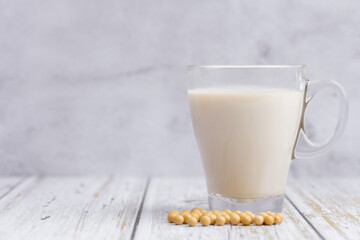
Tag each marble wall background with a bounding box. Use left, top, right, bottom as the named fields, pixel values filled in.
left=0, top=0, right=359, bottom=176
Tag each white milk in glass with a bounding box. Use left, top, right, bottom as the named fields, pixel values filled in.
left=188, top=88, right=304, bottom=199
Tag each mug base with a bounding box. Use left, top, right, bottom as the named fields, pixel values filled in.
left=208, top=193, right=284, bottom=213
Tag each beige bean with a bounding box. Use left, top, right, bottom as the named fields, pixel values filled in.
left=241, top=214, right=252, bottom=226
left=254, top=215, right=264, bottom=225
left=248, top=213, right=256, bottom=223
left=174, top=215, right=184, bottom=225
left=230, top=213, right=240, bottom=225
left=190, top=212, right=200, bottom=221
left=259, top=212, right=268, bottom=218
left=200, top=216, right=211, bottom=226
left=274, top=215, right=282, bottom=224
left=216, top=216, right=226, bottom=226
left=266, top=211, right=275, bottom=218
left=212, top=209, right=220, bottom=214
left=234, top=210, right=242, bottom=217
left=182, top=209, right=190, bottom=214
left=192, top=209, right=203, bottom=217
left=182, top=213, right=191, bottom=224
left=221, top=212, right=230, bottom=224
left=276, top=213, right=284, bottom=222
left=264, top=215, right=275, bottom=225
left=224, top=209, right=232, bottom=215
left=187, top=216, right=198, bottom=227
left=192, top=207, right=201, bottom=212
left=200, top=209, right=207, bottom=215
left=204, top=213, right=216, bottom=225
left=167, top=210, right=179, bottom=223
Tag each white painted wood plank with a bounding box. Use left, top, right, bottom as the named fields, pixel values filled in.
left=0, top=176, right=25, bottom=198
left=287, top=177, right=360, bottom=240
left=0, top=176, right=147, bottom=240
left=134, top=177, right=321, bottom=240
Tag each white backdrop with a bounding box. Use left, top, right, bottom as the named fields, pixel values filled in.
left=0, top=0, right=359, bottom=176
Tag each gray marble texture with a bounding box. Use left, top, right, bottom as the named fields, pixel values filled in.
left=0, top=0, right=359, bottom=176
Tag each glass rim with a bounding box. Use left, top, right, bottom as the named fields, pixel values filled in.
left=188, top=65, right=306, bottom=69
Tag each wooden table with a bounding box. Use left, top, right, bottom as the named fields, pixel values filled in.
left=0, top=176, right=359, bottom=240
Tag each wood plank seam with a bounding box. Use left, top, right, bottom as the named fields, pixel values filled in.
left=285, top=195, right=325, bottom=240
left=0, top=176, right=28, bottom=200
left=0, top=177, right=150, bottom=239
left=130, top=176, right=151, bottom=240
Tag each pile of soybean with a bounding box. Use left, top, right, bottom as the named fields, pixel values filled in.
left=167, top=208, right=284, bottom=227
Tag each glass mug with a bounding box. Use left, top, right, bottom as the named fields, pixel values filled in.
left=187, top=65, right=348, bottom=212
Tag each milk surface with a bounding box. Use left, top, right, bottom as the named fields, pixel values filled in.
left=188, top=88, right=304, bottom=199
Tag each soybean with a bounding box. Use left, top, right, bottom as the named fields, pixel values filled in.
left=241, top=214, right=252, bottom=226
left=187, top=216, right=198, bottom=227
left=254, top=215, right=264, bottom=225
left=224, top=209, right=232, bottom=215
left=216, top=216, right=226, bottom=226
left=190, top=212, right=200, bottom=221
left=174, top=215, right=184, bottom=225
left=200, top=209, right=207, bottom=215
left=167, top=210, right=179, bottom=223
left=230, top=213, right=240, bottom=225
left=274, top=215, right=282, bottom=224
left=264, top=215, right=275, bottom=225
left=234, top=210, right=242, bottom=217
left=276, top=213, right=284, bottom=222
left=200, top=216, right=211, bottom=226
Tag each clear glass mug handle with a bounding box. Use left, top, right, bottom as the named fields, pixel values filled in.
left=295, top=80, right=349, bottom=158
